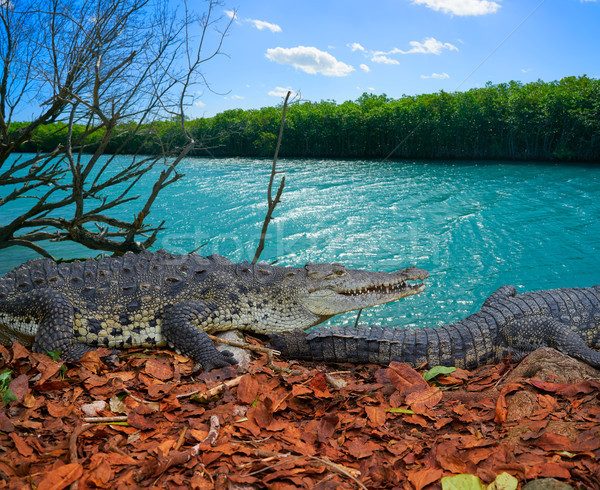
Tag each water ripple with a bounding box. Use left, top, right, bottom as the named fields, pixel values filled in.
left=2, top=157, right=599, bottom=330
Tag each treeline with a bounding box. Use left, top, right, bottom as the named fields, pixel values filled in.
left=15, top=76, right=600, bottom=161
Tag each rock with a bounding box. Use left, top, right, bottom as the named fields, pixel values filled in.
left=214, top=329, right=252, bottom=372
left=506, top=347, right=600, bottom=383
left=522, top=477, right=574, bottom=490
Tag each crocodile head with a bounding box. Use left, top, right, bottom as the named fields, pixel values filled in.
left=293, top=262, right=428, bottom=320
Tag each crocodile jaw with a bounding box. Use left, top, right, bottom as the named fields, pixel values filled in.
left=298, top=265, right=427, bottom=317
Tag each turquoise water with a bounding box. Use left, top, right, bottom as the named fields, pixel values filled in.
left=1, top=156, right=599, bottom=329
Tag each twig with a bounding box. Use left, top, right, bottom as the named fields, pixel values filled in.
left=81, top=416, right=128, bottom=423
left=252, top=90, right=291, bottom=265
left=69, top=423, right=92, bottom=464
left=174, top=426, right=187, bottom=451
left=176, top=375, right=243, bottom=400
left=243, top=449, right=366, bottom=489
left=68, top=423, right=92, bottom=490
left=123, top=387, right=155, bottom=405
left=134, top=416, right=221, bottom=483
left=203, top=415, right=220, bottom=446
left=207, top=333, right=281, bottom=369
left=354, top=309, right=363, bottom=328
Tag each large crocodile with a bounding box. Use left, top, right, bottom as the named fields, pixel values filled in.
left=0, top=250, right=427, bottom=370
left=270, top=284, right=600, bottom=369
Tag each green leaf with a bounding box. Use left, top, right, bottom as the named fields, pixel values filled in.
left=2, top=390, right=17, bottom=405
left=0, top=369, right=12, bottom=385
left=487, top=472, right=518, bottom=490
left=554, top=450, right=576, bottom=458
left=46, top=350, right=62, bottom=362
left=423, top=365, right=457, bottom=381
left=441, top=474, right=486, bottom=490
left=386, top=408, right=415, bottom=415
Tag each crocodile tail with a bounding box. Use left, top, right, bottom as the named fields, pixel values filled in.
left=270, top=319, right=501, bottom=369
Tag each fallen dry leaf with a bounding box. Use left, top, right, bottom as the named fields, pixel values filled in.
left=0, top=342, right=597, bottom=488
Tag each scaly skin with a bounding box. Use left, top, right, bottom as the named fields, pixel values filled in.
left=0, top=250, right=427, bottom=370
left=270, top=285, right=600, bottom=369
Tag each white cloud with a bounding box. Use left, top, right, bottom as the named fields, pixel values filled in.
left=194, top=100, right=206, bottom=107
left=371, top=55, right=400, bottom=65
left=231, top=94, right=244, bottom=100
left=348, top=42, right=366, bottom=52
left=411, top=0, right=501, bottom=16
left=268, top=86, right=294, bottom=97
left=266, top=46, right=354, bottom=77
left=521, top=68, right=533, bottom=73
left=229, top=11, right=281, bottom=32
left=360, top=63, right=371, bottom=72
left=421, top=72, right=450, bottom=79
left=398, top=37, right=458, bottom=55
left=248, top=19, right=282, bottom=32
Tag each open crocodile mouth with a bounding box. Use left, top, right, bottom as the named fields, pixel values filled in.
left=339, top=279, right=425, bottom=297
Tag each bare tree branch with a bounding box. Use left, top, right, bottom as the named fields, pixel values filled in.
left=0, top=0, right=232, bottom=258
left=252, top=91, right=292, bottom=265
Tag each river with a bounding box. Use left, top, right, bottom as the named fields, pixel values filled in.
left=1, top=156, right=599, bottom=329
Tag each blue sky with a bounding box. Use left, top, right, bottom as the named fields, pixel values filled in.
left=190, top=0, right=600, bottom=118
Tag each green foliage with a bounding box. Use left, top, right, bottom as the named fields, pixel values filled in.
left=46, top=350, right=62, bottom=362
left=386, top=407, right=415, bottom=414
left=423, top=365, right=457, bottom=381
left=0, top=369, right=16, bottom=405
left=441, top=472, right=518, bottom=490
left=16, top=76, right=600, bottom=161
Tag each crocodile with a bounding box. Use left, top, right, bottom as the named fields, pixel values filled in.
left=270, top=284, right=600, bottom=369
left=0, top=250, right=427, bottom=371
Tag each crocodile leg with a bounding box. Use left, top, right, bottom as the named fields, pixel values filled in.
left=503, top=316, right=600, bottom=368
left=162, top=301, right=238, bottom=371
left=0, top=289, right=98, bottom=360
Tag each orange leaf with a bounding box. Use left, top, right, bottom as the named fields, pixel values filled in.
left=46, top=402, right=74, bottom=418
left=406, top=386, right=442, bottom=413
left=529, top=378, right=600, bottom=396
left=8, top=374, right=29, bottom=402
left=0, top=411, right=14, bottom=432
left=77, top=349, right=106, bottom=374
left=346, top=439, right=375, bottom=459
left=30, top=352, right=63, bottom=384
left=533, top=432, right=573, bottom=451
left=11, top=341, right=30, bottom=360
left=365, top=406, right=387, bottom=427
left=309, top=372, right=328, bottom=392
left=237, top=374, right=259, bottom=405
left=535, top=462, right=571, bottom=479
left=406, top=467, right=443, bottom=490
left=37, top=463, right=83, bottom=490
left=317, top=413, right=339, bottom=443
left=291, top=384, right=313, bottom=397
left=145, top=358, right=174, bottom=381
left=87, top=455, right=113, bottom=487
left=127, top=412, right=157, bottom=431
left=9, top=433, right=34, bottom=457
left=247, top=399, right=273, bottom=429
left=387, top=362, right=428, bottom=395
left=436, top=442, right=467, bottom=474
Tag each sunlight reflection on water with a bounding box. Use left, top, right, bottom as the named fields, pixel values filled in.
left=2, top=156, right=599, bottom=329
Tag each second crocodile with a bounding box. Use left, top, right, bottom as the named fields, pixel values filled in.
left=271, top=284, right=600, bottom=369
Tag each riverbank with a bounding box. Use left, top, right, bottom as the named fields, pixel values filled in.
left=13, top=76, right=600, bottom=162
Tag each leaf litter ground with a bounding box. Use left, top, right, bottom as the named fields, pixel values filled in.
left=0, top=339, right=599, bottom=489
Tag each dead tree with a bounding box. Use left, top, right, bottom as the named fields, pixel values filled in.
left=0, top=0, right=232, bottom=259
